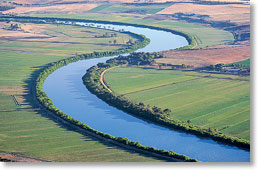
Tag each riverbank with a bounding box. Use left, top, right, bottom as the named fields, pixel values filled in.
left=0, top=17, right=170, bottom=162
left=35, top=53, right=197, bottom=162
left=85, top=53, right=249, bottom=150
left=32, top=17, right=198, bottom=162
left=37, top=17, right=249, bottom=162
left=2, top=16, right=249, bottom=162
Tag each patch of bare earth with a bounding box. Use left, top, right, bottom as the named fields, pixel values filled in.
left=11, top=0, right=89, bottom=5
left=0, top=152, right=45, bottom=162
left=0, top=22, right=51, bottom=43
left=3, top=3, right=99, bottom=14
left=85, top=0, right=249, bottom=3
left=158, top=45, right=250, bottom=67
left=157, top=3, right=250, bottom=25
left=0, top=85, right=26, bottom=95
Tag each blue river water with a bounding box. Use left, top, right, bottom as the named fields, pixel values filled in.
left=43, top=21, right=250, bottom=162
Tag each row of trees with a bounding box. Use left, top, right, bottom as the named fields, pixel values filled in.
left=3, top=15, right=249, bottom=152
left=83, top=52, right=250, bottom=150
left=34, top=31, right=197, bottom=162
left=95, top=32, right=118, bottom=38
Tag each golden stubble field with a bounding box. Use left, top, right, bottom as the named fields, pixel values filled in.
left=0, top=22, right=47, bottom=40
left=157, top=3, right=250, bottom=25
left=2, top=3, right=99, bottom=14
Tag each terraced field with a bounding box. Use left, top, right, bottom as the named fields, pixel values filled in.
left=0, top=22, right=163, bottom=161
left=104, top=67, right=250, bottom=140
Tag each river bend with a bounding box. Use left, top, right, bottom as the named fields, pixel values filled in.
left=43, top=21, right=250, bottom=162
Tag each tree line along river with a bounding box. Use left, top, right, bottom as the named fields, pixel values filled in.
left=42, top=20, right=250, bottom=162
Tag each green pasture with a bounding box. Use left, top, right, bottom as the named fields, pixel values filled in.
left=88, top=3, right=172, bottom=14
left=0, top=24, right=136, bottom=57
left=0, top=111, right=162, bottom=162
left=0, top=23, right=162, bottom=161
left=229, top=59, right=250, bottom=68
left=104, top=67, right=250, bottom=140
left=32, top=13, right=234, bottom=48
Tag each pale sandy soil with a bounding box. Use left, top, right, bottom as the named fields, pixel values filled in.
left=0, top=85, right=26, bottom=95
left=94, top=0, right=249, bottom=3
left=11, top=0, right=88, bottom=5
left=2, top=3, right=99, bottom=14
left=4, top=0, right=249, bottom=6
left=157, top=3, right=250, bottom=25
left=0, top=152, right=45, bottom=162
left=0, top=22, right=51, bottom=43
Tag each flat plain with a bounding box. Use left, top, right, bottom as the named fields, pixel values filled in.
left=104, top=67, right=250, bottom=140
left=0, top=21, right=163, bottom=161
left=0, top=0, right=250, bottom=161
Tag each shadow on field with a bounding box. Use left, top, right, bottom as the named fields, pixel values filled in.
left=21, top=65, right=173, bottom=162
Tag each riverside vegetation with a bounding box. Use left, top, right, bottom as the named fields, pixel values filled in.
left=0, top=18, right=166, bottom=162
left=34, top=22, right=198, bottom=162
left=83, top=52, right=250, bottom=150
left=35, top=48, right=198, bottom=162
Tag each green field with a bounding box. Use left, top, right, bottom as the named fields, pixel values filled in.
left=229, top=59, right=250, bottom=68
left=88, top=3, right=172, bottom=14
left=0, top=110, right=164, bottom=162
left=0, top=23, right=137, bottom=57
left=0, top=22, right=163, bottom=161
left=104, top=67, right=250, bottom=140
left=0, top=9, right=237, bottom=161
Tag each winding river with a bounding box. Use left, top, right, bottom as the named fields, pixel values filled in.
left=43, top=21, right=250, bottom=162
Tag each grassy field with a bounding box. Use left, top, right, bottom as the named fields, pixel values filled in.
left=229, top=59, right=250, bottom=68
left=31, top=13, right=234, bottom=49
left=0, top=22, right=164, bottom=161
left=0, top=110, right=164, bottom=162
left=0, top=22, right=138, bottom=57
left=88, top=3, right=172, bottom=14
left=104, top=67, right=250, bottom=140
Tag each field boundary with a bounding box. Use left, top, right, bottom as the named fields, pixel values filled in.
left=11, top=95, right=20, bottom=106
left=34, top=52, right=197, bottom=162
left=120, top=78, right=201, bottom=96
left=26, top=17, right=199, bottom=162
left=83, top=53, right=250, bottom=150
left=100, top=66, right=118, bottom=93
left=0, top=16, right=197, bottom=50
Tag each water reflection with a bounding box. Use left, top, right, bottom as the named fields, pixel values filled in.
left=43, top=21, right=250, bottom=162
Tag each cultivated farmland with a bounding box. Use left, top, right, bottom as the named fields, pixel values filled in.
left=104, top=67, right=250, bottom=140
left=0, top=21, right=164, bottom=161
left=158, top=46, right=250, bottom=68
left=0, top=0, right=250, bottom=162
left=0, top=21, right=138, bottom=57
left=30, top=12, right=234, bottom=49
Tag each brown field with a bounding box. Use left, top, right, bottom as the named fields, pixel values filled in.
left=157, top=45, right=250, bottom=67
left=0, top=152, right=44, bottom=162
left=0, top=22, right=46, bottom=39
left=0, top=85, right=25, bottom=95
left=2, top=3, right=99, bottom=14
left=157, top=3, right=250, bottom=25
left=10, top=0, right=89, bottom=5
left=3, top=0, right=249, bottom=6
